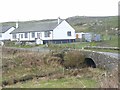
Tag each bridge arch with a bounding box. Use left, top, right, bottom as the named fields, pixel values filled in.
left=84, top=58, right=96, bottom=68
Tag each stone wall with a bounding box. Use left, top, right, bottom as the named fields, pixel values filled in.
left=72, top=49, right=118, bottom=71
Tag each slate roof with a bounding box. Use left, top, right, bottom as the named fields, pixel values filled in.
left=11, top=20, right=62, bottom=34
left=0, top=25, right=14, bottom=33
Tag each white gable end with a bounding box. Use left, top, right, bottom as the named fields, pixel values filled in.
left=0, top=27, right=15, bottom=41
left=53, top=20, right=75, bottom=40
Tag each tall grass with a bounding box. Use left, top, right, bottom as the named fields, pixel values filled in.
left=2, top=47, right=118, bottom=88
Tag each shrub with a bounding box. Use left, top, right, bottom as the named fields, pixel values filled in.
left=63, top=50, right=85, bottom=68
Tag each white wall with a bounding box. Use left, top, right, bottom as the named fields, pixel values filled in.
left=0, top=27, right=15, bottom=41
left=53, top=20, right=75, bottom=40
left=11, top=32, right=33, bottom=41
left=11, top=20, right=76, bottom=42
left=11, top=31, right=53, bottom=41
left=42, top=31, right=53, bottom=40
left=11, top=33, right=19, bottom=41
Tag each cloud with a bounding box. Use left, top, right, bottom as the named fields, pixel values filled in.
left=0, top=0, right=119, bottom=22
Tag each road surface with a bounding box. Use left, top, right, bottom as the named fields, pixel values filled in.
left=97, top=52, right=119, bottom=59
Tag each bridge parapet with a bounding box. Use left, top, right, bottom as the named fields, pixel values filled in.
left=68, top=49, right=118, bottom=71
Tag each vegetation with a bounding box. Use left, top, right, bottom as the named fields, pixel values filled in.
left=3, top=41, right=46, bottom=48
left=1, top=15, right=118, bottom=88
left=63, top=51, right=85, bottom=68
left=1, top=47, right=118, bottom=88
left=66, top=16, right=118, bottom=35
left=5, top=76, right=98, bottom=88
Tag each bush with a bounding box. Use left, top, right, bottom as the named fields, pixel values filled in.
left=63, top=50, right=85, bottom=68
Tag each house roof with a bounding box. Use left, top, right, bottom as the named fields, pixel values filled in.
left=0, top=25, right=14, bottom=33
left=11, top=20, right=63, bottom=34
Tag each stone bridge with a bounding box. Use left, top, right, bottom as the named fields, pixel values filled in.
left=4, top=47, right=119, bottom=70
left=71, top=49, right=118, bottom=70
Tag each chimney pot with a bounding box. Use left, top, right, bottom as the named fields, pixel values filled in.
left=16, top=22, right=18, bottom=28
left=58, top=17, right=61, bottom=24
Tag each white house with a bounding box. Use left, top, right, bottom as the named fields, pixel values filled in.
left=0, top=25, right=16, bottom=41
left=11, top=18, right=76, bottom=44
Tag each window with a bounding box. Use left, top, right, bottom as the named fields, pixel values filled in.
left=44, top=31, right=50, bottom=37
left=13, top=34, right=16, bottom=39
left=37, top=33, right=41, bottom=38
left=21, top=34, right=23, bottom=38
left=67, top=31, right=71, bottom=36
left=32, top=32, right=35, bottom=38
left=0, top=33, right=2, bottom=37
left=25, top=33, right=28, bottom=38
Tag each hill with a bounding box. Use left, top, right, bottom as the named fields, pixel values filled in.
left=0, top=16, right=118, bottom=35
left=66, top=16, right=118, bottom=35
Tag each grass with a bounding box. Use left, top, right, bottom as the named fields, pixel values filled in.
left=48, top=35, right=118, bottom=53
left=4, top=67, right=114, bottom=88
left=5, top=77, right=98, bottom=88
left=95, top=35, right=118, bottom=47
left=48, top=42, right=91, bottom=50
left=2, top=47, right=118, bottom=88
left=4, top=41, right=45, bottom=48
left=6, top=44, right=35, bottom=48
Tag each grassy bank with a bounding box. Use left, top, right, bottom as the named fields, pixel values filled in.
left=5, top=76, right=98, bottom=88
left=1, top=47, right=118, bottom=88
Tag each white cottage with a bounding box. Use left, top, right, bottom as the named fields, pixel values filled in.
left=11, top=18, right=76, bottom=44
left=0, top=25, right=16, bottom=41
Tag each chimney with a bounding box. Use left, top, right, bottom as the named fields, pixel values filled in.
left=58, top=17, right=61, bottom=24
left=16, top=22, right=18, bottom=28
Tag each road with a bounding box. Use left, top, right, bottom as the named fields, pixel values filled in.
left=99, top=52, right=119, bottom=59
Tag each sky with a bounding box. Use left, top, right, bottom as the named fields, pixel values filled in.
left=0, top=0, right=119, bottom=22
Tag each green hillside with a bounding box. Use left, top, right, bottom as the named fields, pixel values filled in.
left=0, top=16, right=118, bottom=35
left=66, top=16, right=118, bottom=35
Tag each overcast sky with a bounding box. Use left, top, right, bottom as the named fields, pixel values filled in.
left=0, top=0, right=119, bottom=22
